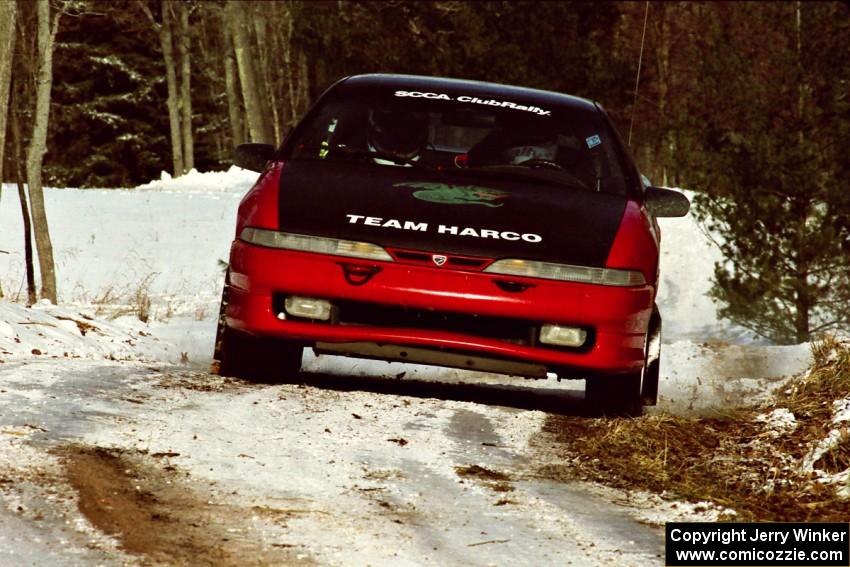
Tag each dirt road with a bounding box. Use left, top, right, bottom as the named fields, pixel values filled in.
left=0, top=357, right=668, bottom=566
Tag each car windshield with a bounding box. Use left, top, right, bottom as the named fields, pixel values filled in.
left=286, top=87, right=629, bottom=195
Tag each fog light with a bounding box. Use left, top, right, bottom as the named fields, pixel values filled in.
left=540, top=324, right=587, bottom=347
left=284, top=296, right=332, bottom=321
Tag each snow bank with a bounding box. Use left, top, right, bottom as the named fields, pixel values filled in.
left=0, top=186, right=242, bottom=316
left=0, top=300, right=172, bottom=362
left=133, top=165, right=259, bottom=194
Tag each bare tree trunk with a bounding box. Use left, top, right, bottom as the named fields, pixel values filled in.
left=25, top=0, right=60, bottom=304
left=295, top=49, right=309, bottom=120
left=0, top=0, right=16, bottom=186
left=793, top=1, right=810, bottom=344
left=15, top=181, right=36, bottom=305
left=278, top=3, right=309, bottom=131
left=313, top=56, right=328, bottom=102
left=251, top=4, right=280, bottom=144
left=227, top=0, right=274, bottom=143
left=177, top=1, right=193, bottom=172
left=222, top=19, right=246, bottom=147
left=793, top=196, right=812, bottom=343
left=161, top=1, right=184, bottom=176
left=13, top=104, right=36, bottom=306
left=653, top=5, right=672, bottom=186
left=281, top=8, right=296, bottom=131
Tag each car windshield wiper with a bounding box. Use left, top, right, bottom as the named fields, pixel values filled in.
left=457, top=165, right=591, bottom=191
left=296, top=144, right=425, bottom=169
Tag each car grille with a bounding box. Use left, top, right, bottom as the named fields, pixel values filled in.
left=271, top=294, right=594, bottom=352
left=336, top=300, right=537, bottom=345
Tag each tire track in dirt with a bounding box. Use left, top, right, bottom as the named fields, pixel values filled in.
left=55, top=444, right=312, bottom=566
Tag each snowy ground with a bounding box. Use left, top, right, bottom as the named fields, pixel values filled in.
left=0, top=169, right=815, bottom=565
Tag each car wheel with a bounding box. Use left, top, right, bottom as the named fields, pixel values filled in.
left=210, top=280, right=231, bottom=375
left=217, top=327, right=303, bottom=383
left=585, top=371, right=643, bottom=417
left=585, top=304, right=662, bottom=416
left=211, top=276, right=302, bottom=382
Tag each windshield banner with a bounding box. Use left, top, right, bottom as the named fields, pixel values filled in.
left=394, top=91, right=551, bottom=116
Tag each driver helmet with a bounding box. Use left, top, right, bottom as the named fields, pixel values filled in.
left=368, top=109, right=429, bottom=160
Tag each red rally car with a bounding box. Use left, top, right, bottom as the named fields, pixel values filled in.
left=213, top=74, right=690, bottom=415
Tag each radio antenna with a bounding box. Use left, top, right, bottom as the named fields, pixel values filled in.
left=628, top=1, right=650, bottom=147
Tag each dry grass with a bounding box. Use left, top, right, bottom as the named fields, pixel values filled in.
left=537, top=338, right=850, bottom=522
left=783, top=334, right=849, bottom=421
left=814, top=433, right=850, bottom=474
left=780, top=335, right=850, bottom=477
left=92, top=284, right=124, bottom=317
left=89, top=273, right=159, bottom=322
left=132, top=273, right=157, bottom=323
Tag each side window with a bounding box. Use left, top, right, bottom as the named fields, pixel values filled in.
left=291, top=105, right=337, bottom=157
left=555, top=130, right=627, bottom=194
left=292, top=102, right=368, bottom=158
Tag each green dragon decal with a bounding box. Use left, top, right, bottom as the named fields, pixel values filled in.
left=394, top=182, right=510, bottom=207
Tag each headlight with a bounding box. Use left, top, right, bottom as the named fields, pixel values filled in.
left=484, top=258, right=645, bottom=286
left=240, top=228, right=394, bottom=262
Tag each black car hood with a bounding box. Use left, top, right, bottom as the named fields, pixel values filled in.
left=277, top=160, right=626, bottom=266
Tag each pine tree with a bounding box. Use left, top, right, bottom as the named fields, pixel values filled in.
left=685, top=2, right=850, bottom=343
left=47, top=2, right=169, bottom=186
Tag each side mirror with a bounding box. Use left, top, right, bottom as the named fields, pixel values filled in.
left=645, top=186, right=690, bottom=217
left=234, top=143, right=275, bottom=172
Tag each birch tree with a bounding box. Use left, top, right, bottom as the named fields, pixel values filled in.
left=25, top=0, right=62, bottom=303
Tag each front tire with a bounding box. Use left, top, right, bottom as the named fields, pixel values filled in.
left=585, top=371, right=643, bottom=417
left=217, top=327, right=303, bottom=383
left=584, top=304, right=662, bottom=417
left=211, top=276, right=302, bottom=383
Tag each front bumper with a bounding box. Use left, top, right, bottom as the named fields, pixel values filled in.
left=226, top=240, right=654, bottom=376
